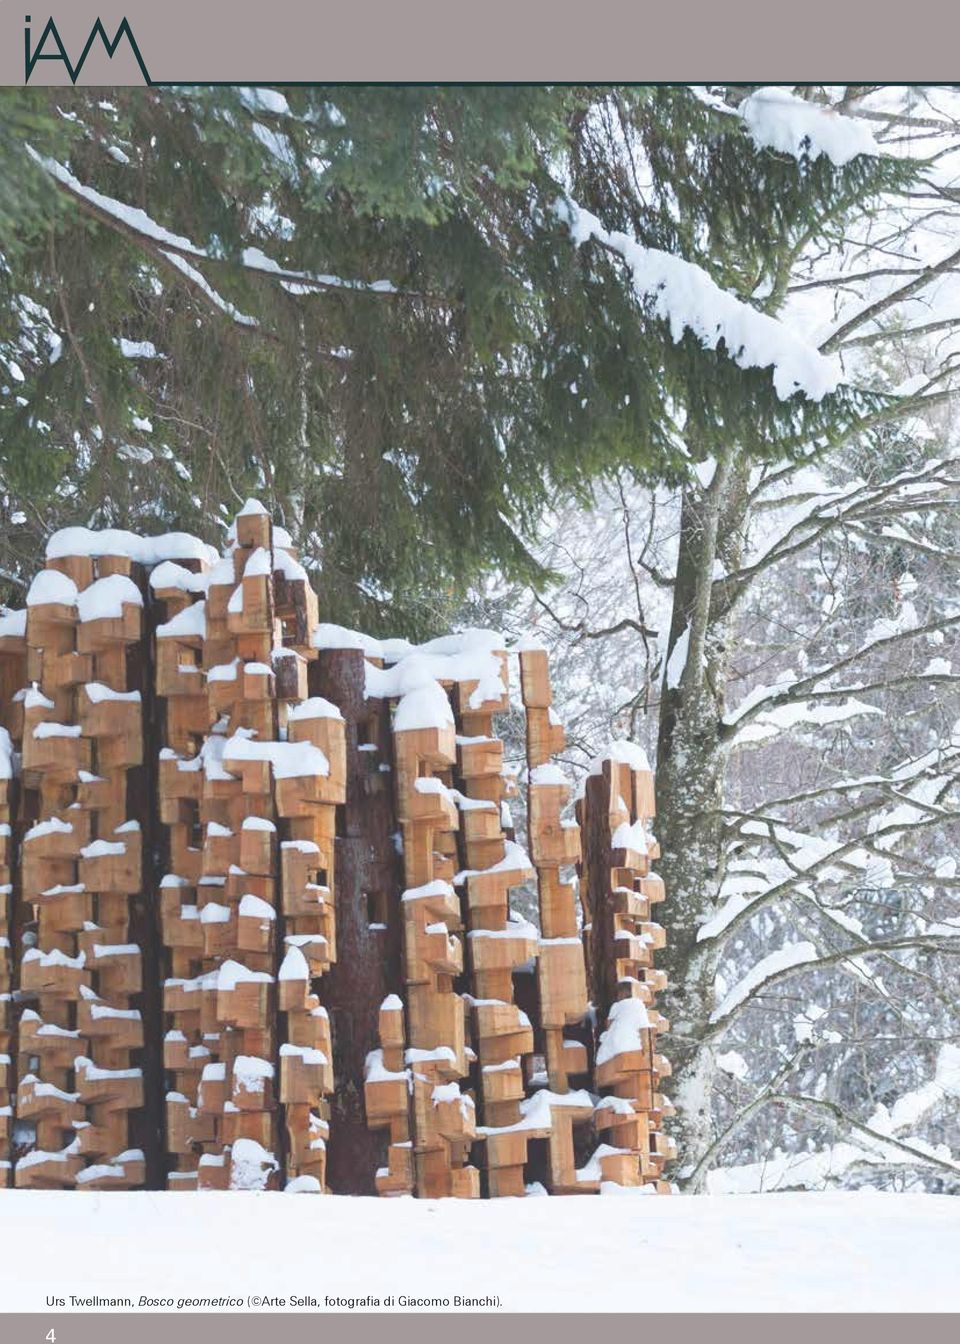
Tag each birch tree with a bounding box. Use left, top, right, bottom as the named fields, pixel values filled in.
left=488, top=86, right=960, bottom=1189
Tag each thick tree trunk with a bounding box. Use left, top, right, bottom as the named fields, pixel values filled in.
left=311, top=649, right=404, bottom=1194
left=128, top=565, right=166, bottom=1188
left=654, top=451, right=750, bottom=1185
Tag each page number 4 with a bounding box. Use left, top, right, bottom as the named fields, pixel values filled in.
left=46, top=1331, right=56, bottom=1342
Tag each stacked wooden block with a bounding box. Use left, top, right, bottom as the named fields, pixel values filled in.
left=503, top=642, right=596, bottom=1193
left=364, top=993, right=414, bottom=1195
left=0, top=506, right=673, bottom=1196
left=0, top=701, right=16, bottom=1185
left=156, top=503, right=344, bottom=1192
left=6, top=547, right=148, bottom=1190
left=455, top=652, right=538, bottom=1198
left=389, top=680, right=477, bottom=1198
left=577, top=743, right=676, bottom=1191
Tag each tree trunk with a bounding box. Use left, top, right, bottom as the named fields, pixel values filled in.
left=654, top=451, right=750, bottom=1184
left=311, top=649, right=404, bottom=1194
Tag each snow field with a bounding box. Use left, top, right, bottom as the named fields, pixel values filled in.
left=0, top=1190, right=957, bottom=1312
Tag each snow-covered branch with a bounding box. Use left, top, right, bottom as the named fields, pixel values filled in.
left=723, top=612, right=960, bottom=736
left=821, top=239, right=960, bottom=354
left=707, top=935, right=960, bottom=1034
left=721, top=456, right=960, bottom=599
left=28, top=149, right=417, bottom=321
left=559, top=199, right=844, bottom=402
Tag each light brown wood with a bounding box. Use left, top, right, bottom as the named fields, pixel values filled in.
left=2, top=507, right=672, bottom=1198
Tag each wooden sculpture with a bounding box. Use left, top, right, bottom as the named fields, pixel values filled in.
left=0, top=505, right=671, bottom=1196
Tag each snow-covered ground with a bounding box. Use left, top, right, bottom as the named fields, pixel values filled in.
left=0, top=1190, right=957, bottom=1312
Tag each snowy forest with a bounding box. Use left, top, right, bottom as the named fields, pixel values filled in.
left=1, top=83, right=959, bottom=1197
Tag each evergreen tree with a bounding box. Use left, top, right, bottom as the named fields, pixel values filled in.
left=0, top=86, right=913, bottom=633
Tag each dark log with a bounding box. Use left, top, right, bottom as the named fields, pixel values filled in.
left=581, top=763, right=618, bottom=1026
left=310, top=648, right=403, bottom=1194
left=126, top=561, right=165, bottom=1189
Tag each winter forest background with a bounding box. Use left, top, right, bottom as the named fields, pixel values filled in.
left=1, top=83, right=959, bottom=1196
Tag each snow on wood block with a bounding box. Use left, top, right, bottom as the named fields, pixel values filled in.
left=456, top=734, right=503, bottom=778
left=158, top=752, right=203, bottom=807
left=87, top=943, right=143, bottom=999
left=237, top=893, right=276, bottom=955
left=458, top=674, right=509, bottom=722
left=393, top=721, right=456, bottom=769
left=378, top=994, right=405, bottom=1031
left=216, top=963, right=272, bottom=1030
left=238, top=817, right=275, bottom=875
left=16, top=1074, right=84, bottom=1130
left=0, top=607, right=27, bottom=655
left=283, top=933, right=331, bottom=978
left=196, top=1151, right=230, bottom=1191
left=75, top=1150, right=146, bottom=1190
left=22, top=806, right=88, bottom=860
left=160, top=891, right=203, bottom=955
left=197, top=1063, right=228, bottom=1116
left=44, top=552, right=94, bottom=588
left=199, top=904, right=238, bottom=960
left=226, top=573, right=271, bottom=634
left=166, top=1094, right=215, bottom=1155
left=156, top=640, right=205, bottom=699
left=78, top=828, right=141, bottom=894
left=20, top=948, right=90, bottom=999
left=529, top=783, right=581, bottom=868
left=281, top=833, right=325, bottom=897
left=230, top=1055, right=275, bottom=1112
left=459, top=844, right=535, bottom=919
left=469, top=924, right=538, bottom=975
left=287, top=701, right=346, bottom=784
left=22, top=725, right=93, bottom=780
left=26, top=570, right=78, bottom=624
left=76, top=600, right=142, bottom=654
left=17, top=1014, right=80, bottom=1070
left=78, top=682, right=142, bottom=735
left=432, top=1085, right=476, bottom=1143
left=74, top=1058, right=144, bottom=1111
left=480, top=1059, right=525, bottom=1107
left=280, top=1044, right=332, bottom=1106
left=234, top=502, right=272, bottom=551
left=595, top=1104, right=651, bottom=1155
left=405, top=918, right=463, bottom=982
left=200, top=822, right=235, bottom=876
left=470, top=1001, right=533, bottom=1066
left=14, top=1148, right=84, bottom=1189
left=459, top=804, right=503, bottom=863
left=241, top=660, right=275, bottom=702
left=75, top=769, right=126, bottom=817
left=405, top=779, right=459, bottom=830
left=165, top=698, right=211, bottom=755
left=640, top=921, right=667, bottom=951
left=228, top=1137, right=279, bottom=1192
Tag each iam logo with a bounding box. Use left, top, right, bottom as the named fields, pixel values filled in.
left=24, top=14, right=151, bottom=84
